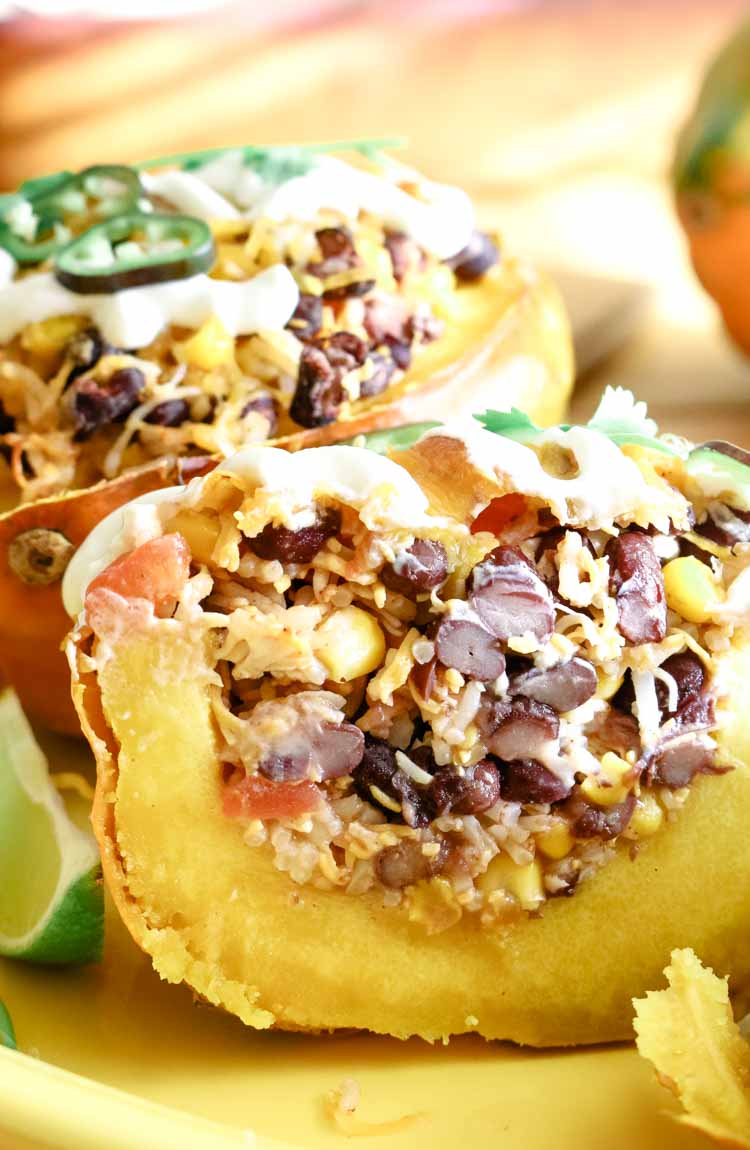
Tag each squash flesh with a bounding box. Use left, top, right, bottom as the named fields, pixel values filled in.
left=82, top=625, right=750, bottom=1046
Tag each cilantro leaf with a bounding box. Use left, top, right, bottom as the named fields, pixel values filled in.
left=474, top=408, right=542, bottom=441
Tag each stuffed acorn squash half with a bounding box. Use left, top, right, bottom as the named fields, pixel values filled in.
left=64, top=390, right=750, bottom=1046
left=0, top=141, right=572, bottom=733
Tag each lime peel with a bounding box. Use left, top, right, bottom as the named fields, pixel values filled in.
left=0, top=689, right=103, bottom=965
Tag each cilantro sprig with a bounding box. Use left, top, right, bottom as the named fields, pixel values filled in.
left=136, top=138, right=407, bottom=176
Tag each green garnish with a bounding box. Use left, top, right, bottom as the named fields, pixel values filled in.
left=0, top=1002, right=16, bottom=1050
left=476, top=387, right=683, bottom=457
left=346, top=421, right=441, bottom=455
left=474, top=408, right=543, bottom=442
left=136, top=137, right=407, bottom=174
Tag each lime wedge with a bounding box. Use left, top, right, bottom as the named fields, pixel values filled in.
left=0, top=1001, right=16, bottom=1049
left=0, top=689, right=103, bottom=964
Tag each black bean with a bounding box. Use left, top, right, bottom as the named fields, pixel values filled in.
left=468, top=545, right=554, bottom=642
left=434, top=618, right=505, bottom=682
left=352, top=736, right=433, bottom=827
left=72, top=367, right=145, bottom=440
left=498, top=758, right=572, bottom=805
left=363, top=296, right=410, bottom=344
left=446, top=231, right=499, bottom=281
left=511, top=657, right=598, bottom=713
left=250, top=506, right=341, bottom=565
left=387, top=338, right=412, bottom=371
left=608, top=531, right=666, bottom=645
left=308, top=226, right=361, bottom=278
left=240, top=393, right=279, bottom=437
left=381, top=539, right=448, bottom=596
left=286, top=293, right=323, bottom=341
left=655, top=651, right=706, bottom=716
left=290, top=345, right=345, bottom=428
left=410, top=657, right=437, bottom=701
left=145, top=399, right=190, bottom=427
left=429, top=759, right=501, bottom=816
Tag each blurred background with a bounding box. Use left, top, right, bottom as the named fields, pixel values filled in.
left=1, top=0, right=749, bottom=440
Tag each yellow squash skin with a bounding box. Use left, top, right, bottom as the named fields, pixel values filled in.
left=2, top=265, right=572, bottom=734
left=70, top=624, right=750, bottom=1047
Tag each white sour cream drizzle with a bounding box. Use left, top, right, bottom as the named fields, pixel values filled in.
left=140, top=170, right=241, bottom=222
left=426, top=421, right=689, bottom=532
left=194, top=151, right=475, bottom=260
left=0, top=263, right=299, bottom=348
left=62, top=444, right=445, bottom=617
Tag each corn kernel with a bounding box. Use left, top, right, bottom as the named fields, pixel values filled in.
left=176, top=316, right=235, bottom=370
left=407, top=878, right=462, bottom=934
left=663, top=556, right=725, bottom=623
left=536, top=822, right=575, bottom=860
left=316, top=606, right=386, bottom=682
left=21, top=314, right=88, bottom=360
left=477, top=855, right=544, bottom=910
left=169, top=510, right=220, bottom=564
left=628, top=793, right=664, bottom=839
left=580, top=751, right=632, bottom=807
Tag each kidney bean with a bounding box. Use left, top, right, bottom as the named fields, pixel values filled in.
left=240, top=393, right=279, bottom=437
left=564, top=790, right=636, bottom=839
left=694, top=512, right=750, bottom=549
left=511, top=657, right=597, bottom=712
left=434, top=618, right=505, bottom=682
left=359, top=352, right=396, bottom=398
left=309, top=226, right=361, bottom=279
left=352, top=736, right=433, bottom=827
left=406, top=313, right=444, bottom=344
left=446, top=231, right=499, bottom=281
left=410, top=657, right=437, bottom=700
left=145, top=398, right=190, bottom=427
left=73, top=367, right=145, bottom=440
left=375, top=838, right=444, bottom=889
left=429, top=759, right=501, bottom=816
left=286, top=292, right=323, bottom=341
left=468, top=546, right=554, bottom=642
left=0, top=399, right=15, bottom=434
left=655, top=651, right=706, bottom=716
left=645, top=736, right=717, bottom=789
left=498, top=758, right=572, bottom=804
left=323, top=279, right=376, bottom=301
left=290, top=345, right=346, bottom=427
left=381, top=539, right=448, bottom=596
left=408, top=744, right=440, bottom=774
left=481, top=697, right=560, bottom=761
left=383, top=230, right=415, bottom=282
left=324, top=331, right=368, bottom=368
left=250, top=506, right=341, bottom=565
left=258, top=753, right=309, bottom=783
left=608, top=531, right=666, bottom=645
left=600, top=707, right=642, bottom=757
left=315, top=721, right=365, bottom=778
left=387, top=338, right=412, bottom=371
left=363, top=295, right=410, bottom=344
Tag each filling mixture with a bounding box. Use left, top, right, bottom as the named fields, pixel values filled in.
left=0, top=143, right=499, bottom=503
left=75, top=398, right=750, bottom=934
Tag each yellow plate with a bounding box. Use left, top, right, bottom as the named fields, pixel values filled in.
left=0, top=733, right=706, bottom=1150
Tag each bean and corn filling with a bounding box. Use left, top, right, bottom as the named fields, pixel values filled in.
left=77, top=410, right=750, bottom=935
left=0, top=145, right=498, bottom=505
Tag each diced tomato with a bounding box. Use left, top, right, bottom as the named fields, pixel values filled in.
left=85, top=533, right=191, bottom=637
left=223, top=775, right=323, bottom=820
left=471, top=493, right=527, bottom=536
left=86, top=533, right=191, bottom=616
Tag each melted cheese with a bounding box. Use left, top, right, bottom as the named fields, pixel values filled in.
left=141, top=170, right=241, bottom=221
left=0, top=263, right=298, bottom=348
